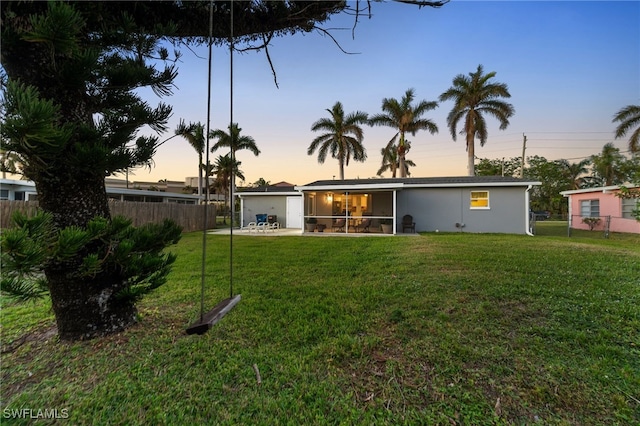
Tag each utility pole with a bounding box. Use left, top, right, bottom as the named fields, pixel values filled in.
left=520, top=133, right=527, bottom=178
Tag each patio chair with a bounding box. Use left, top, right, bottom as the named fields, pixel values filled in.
left=355, top=217, right=371, bottom=233
left=332, top=218, right=346, bottom=232
left=243, top=222, right=257, bottom=232
left=402, top=215, right=416, bottom=233
left=266, top=222, right=280, bottom=232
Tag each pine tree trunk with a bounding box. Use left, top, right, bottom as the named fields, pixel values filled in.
left=37, top=173, right=138, bottom=340
left=46, top=268, right=137, bottom=341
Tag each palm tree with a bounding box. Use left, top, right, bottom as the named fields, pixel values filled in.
left=377, top=142, right=416, bottom=177
left=308, top=101, right=369, bottom=180
left=590, top=143, right=627, bottom=186
left=252, top=177, right=271, bottom=187
left=558, top=158, right=591, bottom=190
left=174, top=120, right=206, bottom=196
left=212, top=154, right=244, bottom=224
left=210, top=123, right=260, bottom=157
left=369, top=88, right=438, bottom=178
left=210, top=123, right=257, bottom=225
left=613, top=104, right=640, bottom=153
left=439, top=65, right=515, bottom=176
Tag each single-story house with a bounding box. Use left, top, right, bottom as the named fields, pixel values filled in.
left=560, top=185, right=639, bottom=234
left=0, top=178, right=202, bottom=204
left=238, top=182, right=302, bottom=228
left=293, top=176, right=541, bottom=235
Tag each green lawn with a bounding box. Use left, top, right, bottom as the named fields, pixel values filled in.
left=2, top=228, right=639, bottom=425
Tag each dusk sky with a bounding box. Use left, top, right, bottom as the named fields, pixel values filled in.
left=124, top=0, right=639, bottom=186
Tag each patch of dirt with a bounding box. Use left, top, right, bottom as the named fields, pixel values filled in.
left=1, top=323, right=58, bottom=354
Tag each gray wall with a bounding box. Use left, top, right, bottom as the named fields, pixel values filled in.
left=242, top=195, right=288, bottom=227
left=397, top=187, right=529, bottom=234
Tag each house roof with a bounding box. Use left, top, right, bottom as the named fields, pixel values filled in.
left=272, top=181, right=296, bottom=187
left=296, top=176, right=541, bottom=192
left=560, top=184, right=639, bottom=196
left=237, top=184, right=299, bottom=196
left=0, top=178, right=201, bottom=200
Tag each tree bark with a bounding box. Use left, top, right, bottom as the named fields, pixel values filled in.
left=467, top=129, right=475, bottom=176
left=47, top=267, right=137, bottom=341
left=398, top=133, right=407, bottom=178
left=37, top=173, right=139, bottom=340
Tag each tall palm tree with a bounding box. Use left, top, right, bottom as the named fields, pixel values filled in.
left=308, top=101, right=369, bottom=180
left=210, top=123, right=260, bottom=157
left=212, top=154, right=245, bottom=224
left=369, top=88, right=438, bottom=178
left=174, top=120, right=206, bottom=196
left=613, top=104, right=640, bottom=153
left=439, top=65, right=515, bottom=176
left=590, top=143, right=626, bottom=186
left=558, top=158, right=591, bottom=190
left=377, top=142, right=416, bottom=178
left=210, top=123, right=257, bottom=225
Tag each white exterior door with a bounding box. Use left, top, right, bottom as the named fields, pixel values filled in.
left=286, top=196, right=302, bottom=229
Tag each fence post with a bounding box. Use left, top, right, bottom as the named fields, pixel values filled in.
left=603, top=215, right=611, bottom=239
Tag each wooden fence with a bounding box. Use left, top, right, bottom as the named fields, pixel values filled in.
left=0, top=200, right=217, bottom=233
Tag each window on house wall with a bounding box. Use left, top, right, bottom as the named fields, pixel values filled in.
left=470, top=191, right=489, bottom=209
left=14, top=191, right=25, bottom=201
left=123, top=195, right=144, bottom=202
left=621, top=198, right=639, bottom=219
left=580, top=199, right=600, bottom=217
left=307, top=194, right=315, bottom=216
left=0, top=189, right=9, bottom=200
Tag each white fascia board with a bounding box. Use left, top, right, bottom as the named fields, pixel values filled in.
left=106, top=187, right=201, bottom=200
left=559, top=185, right=629, bottom=196
left=402, top=181, right=541, bottom=189
left=0, top=178, right=36, bottom=188
left=0, top=178, right=201, bottom=200
left=295, top=183, right=404, bottom=192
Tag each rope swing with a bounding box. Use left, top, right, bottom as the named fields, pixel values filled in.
left=186, top=0, right=241, bottom=335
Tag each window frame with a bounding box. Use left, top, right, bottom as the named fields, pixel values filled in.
left=470, top=190, right=490, bottom=209
left=621, top=197, right=639, bottom=219
left=580, top=199, right=600, bottom=217
left=307, top=194, right=316, bottom=216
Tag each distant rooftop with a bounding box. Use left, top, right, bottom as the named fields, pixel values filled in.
left=238, top=184, right=297, bottom=193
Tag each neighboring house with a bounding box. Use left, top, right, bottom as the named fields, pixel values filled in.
left=0, top=178, right=37, bottom=201
left=295, top=176, right=541, bottom=235
left=0, top=178, right=202, bottom=204
left=238, top=183, right=302, bottom=229
left=560, top=185, right=639, bottom=234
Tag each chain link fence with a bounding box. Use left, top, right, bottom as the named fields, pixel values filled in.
left=531, top=215, right=640, bottom=240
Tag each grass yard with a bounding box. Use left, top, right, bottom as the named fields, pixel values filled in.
left=1, top=228, right=639, bottom=425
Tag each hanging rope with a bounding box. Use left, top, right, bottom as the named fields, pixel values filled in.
left=186, top=0, right=241, bottom=336
left=198, top=0, right=215, bottom=323
left=229, top=0, right=235, bottom=299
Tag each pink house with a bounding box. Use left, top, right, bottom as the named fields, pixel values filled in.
left=561, top=185, right=640, bottom=234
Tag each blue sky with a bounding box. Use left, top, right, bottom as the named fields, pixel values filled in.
left=129, top=0, right=640, bottom=186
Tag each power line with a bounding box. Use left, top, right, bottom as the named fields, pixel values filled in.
left=523, top=131, right=612, bottom=134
